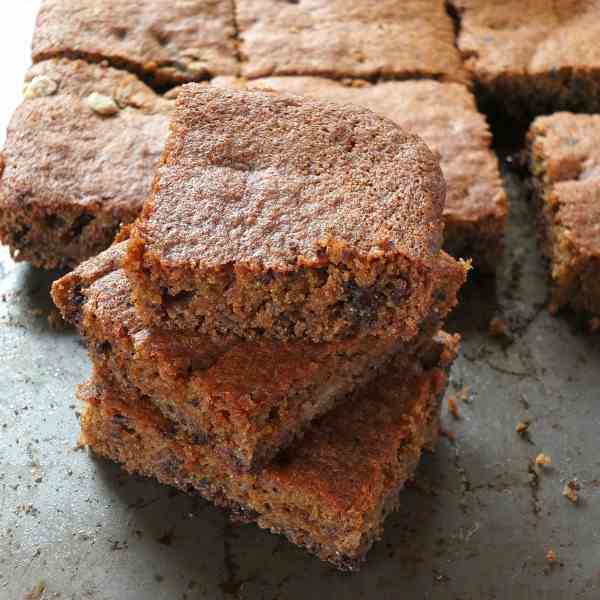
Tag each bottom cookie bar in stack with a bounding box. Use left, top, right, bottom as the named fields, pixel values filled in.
left=78, top=331, right=458, bottom=571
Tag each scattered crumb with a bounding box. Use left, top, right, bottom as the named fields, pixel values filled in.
left=589, top=317, right=600, bottom=333
left=562, top=480, right=580, bottom=504
left=546, top=549, right=557, bottom=563
left=439, top=426, right=455, bottom=442
left=448, top=397, right=460, bottom=420
left=489, top=316, right=511, bottom=338
left=535, top=453, right=552, bottom=468
left=24, top=581, right=46, bottom=600
left=516, top=420, right=530, bottom=435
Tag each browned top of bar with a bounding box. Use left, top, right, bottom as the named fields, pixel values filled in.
left=451, top=0, right=600, bottom=82
left=0, top=59, right=172, bottom=218
left=132, top=85, right=447, bottom=272
left=219, top=76, right=506, bottom=226
left=529, top=113, right=600, bottom=257
left=32, top=0, right=239, bottom=84
left=237, top=0, right=467, bottom=83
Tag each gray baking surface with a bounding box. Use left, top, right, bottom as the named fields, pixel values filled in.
left=1, top=155, right=599, bottom=600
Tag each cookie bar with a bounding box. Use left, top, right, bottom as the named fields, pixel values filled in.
left=236, top=0, right=466, bottom=83
left=79, top=331, right=458, bottom=570
left=124, top=84, right=456, bottom=342
left=53, top=242, right=465, bottom=471
left=221, top=76, right=507, bottom=271
left=0, top=59, right=173, bottom=269
left=32, top=0, right=239, bottom=86
left=450, top=1, right=600, bottom=118
left=528, top=113, right=600, bottom=321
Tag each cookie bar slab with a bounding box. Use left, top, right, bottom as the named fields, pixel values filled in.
left=0, top=59, right=173, bottom=269
left=32, top=0, right=239, bottom=86
left=236, top=0, right=466, bottom=83
left=450, top=1, right=600, bottom=119
left=528, top=113, right=600, bottom=320
left=79, top=331, right=458, bottom=571
left=53, top=242, right=465, bottom=471
left=125, top=85, right=453, bottom=342
left=225, top=76, right=507, bottom=271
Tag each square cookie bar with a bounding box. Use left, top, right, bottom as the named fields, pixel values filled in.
left=450, top=1, right=600, bottom=118
left=0, top=59, right=173, bottom=269
left=237, top=0, right=466, bottom=83
left=79, top=330, right=458, bottom=570
left=125, top=85, right=459, bottom=342
left=528, top=113, right=600, bottom=322
left=223, top=76, right=507, bottom=271
left=32, top=0, right=239, bottom=86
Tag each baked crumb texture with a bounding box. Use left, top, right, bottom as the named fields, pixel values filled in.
left=78, top=330, right=458, bottom=571
left=124, top=85, right=469, bottom=343
left=0, top=59, right=173, bottom=269
left=52, top=242, right=465, bottom=472
left=528, top=113, right=600, bottom=321
left=450, top=1, right=600, bottom=119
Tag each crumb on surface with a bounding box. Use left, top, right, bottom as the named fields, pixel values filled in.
left=590, top=317, right=600, bottom=333
left=563, top=480, right=580, bottom=504
left=448, top=397, right=460, bottom=419
left=546, top=549, right=557, bottom=563
left=535, top=453, right=552, bottom=468
left=516, top=420, right=530, bottom=435
left=489, top=316, right=511, bottom=338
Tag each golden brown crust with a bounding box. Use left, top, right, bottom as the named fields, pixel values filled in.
left=528, top=113, right=600, bottom=318
left=53, top=242, right=465, bottom=471
left=237, top=0, right=467, bottom=84
left=78, top=330, right=458, bottom=570
left=0, top=59, right=173, bottom=269
left=32, top=0, right=239, bottom=85
left=214, top=76, right=507, bottom=271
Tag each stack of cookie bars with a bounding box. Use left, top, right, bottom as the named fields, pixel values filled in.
left=52, top=81, right=468, bottom=568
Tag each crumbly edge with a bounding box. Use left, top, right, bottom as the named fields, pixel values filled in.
left=125, top=235, right=440, bottom=343
left=79, top=374, right=445, bottom=571
left=528, top=132, right=600, bottom=317
left=0, top=198, right=134, bottom=270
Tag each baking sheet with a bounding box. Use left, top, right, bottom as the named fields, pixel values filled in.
left=1, top=4, right=600, bottom=599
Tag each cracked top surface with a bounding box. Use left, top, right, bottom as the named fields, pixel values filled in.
left=32, top=0, right=239, bottom=84
left=220, top=76, right=506, bottom=225
left=237, top=0, right=467, bottom=82
left=529, top=113, right=600, bottom=256
left=0, top=59, right=174, bottom=217
left=133, top=84, right=446, bottom=270
left=451, top=0, right=600, bottom=81
left=0, top=59, right=172, bottom=217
